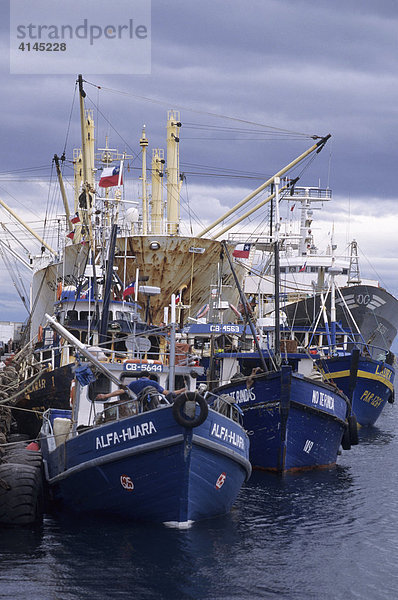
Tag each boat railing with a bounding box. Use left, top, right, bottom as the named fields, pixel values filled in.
left=204, top=390, right=243, bottom=424
left=93, top=390, right=172, bottom=425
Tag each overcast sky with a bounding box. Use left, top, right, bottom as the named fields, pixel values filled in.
left=0, top=0, right=397, bottom=347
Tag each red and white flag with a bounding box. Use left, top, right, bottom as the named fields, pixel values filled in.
left=70, top=212, right=80, bottom=224
left=99, top=165, right=123, bottom=188
left=299, top=262, right=307, bottom=272
left=233, top=243, right=251, bottom=258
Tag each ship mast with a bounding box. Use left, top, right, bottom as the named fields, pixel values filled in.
left=77, top=75, right=95, bottom=247
left=151, top=149, right=165, bottom=234
left=140, top=126, right=149, bottom=234
left=348, top=240, right=361, bottom=284
left=166, top=111, right=182, bottom=235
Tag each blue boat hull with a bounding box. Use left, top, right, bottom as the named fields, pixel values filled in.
left=317, top=355, right=395, bottom=427
left=214, top=368, right=349, bottom=473
left=41, top=405, right=251, bottom=526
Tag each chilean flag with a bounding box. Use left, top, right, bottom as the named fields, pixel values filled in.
left=123, top=281, right=135, bottom=299
left=99, top=165, right=123, bottom=188
left=233, top=243, right=251, bottom=258
left=70, top=212, right=80, bottom=224
left=299, top=262, right=307, bottom=272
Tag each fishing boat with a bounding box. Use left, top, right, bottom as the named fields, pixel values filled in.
left=39, top=313, right=251, bottom=527
left=316, top=350, right=395, bottom=427
left=289, top=241, right=395, bottom=428
left=211, top=364, right=354, bottom=472
left=203, top=233, right=358, bottom=473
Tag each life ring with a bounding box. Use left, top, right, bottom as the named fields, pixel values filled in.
left=172, top=391, right=208, bottom=428
left=56, top=282, right=63, bottom=301
left=37, top=325, right=43, bottom=343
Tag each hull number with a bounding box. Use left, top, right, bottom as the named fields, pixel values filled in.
left=120, top=475, right=134, bottom=491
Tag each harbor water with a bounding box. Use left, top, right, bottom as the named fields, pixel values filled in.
left=1, top=405, right=397, bottom=600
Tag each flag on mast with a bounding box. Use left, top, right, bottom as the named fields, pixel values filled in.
left=123, top=281, right=135, bottom=299
left=99, top=164, right=123, bottom=188
left=299, top=262, right=307, bottom=272
left=233, top=243, right=251, bottom=258
left=70, top=212, right=81, bottom=224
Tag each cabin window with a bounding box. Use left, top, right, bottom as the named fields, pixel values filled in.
left=115, top=311, right=131, bottom=322
left=108, top=311, right=113, bottom=320
left=342, top=268, right=348, bottom=275
left=165, top=374, right=189, bottom=391
left=280, top=267, right=286, bottom=273
left=88, top=374, right=111, bottom=401
left=66, top=310, right=78, bottom=321
left=80, top=311, right=92, bottom=321
left=310, top=267, right=317, bottom=273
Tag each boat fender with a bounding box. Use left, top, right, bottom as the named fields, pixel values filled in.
left=341, top=423, right=351, bottom=451
left=388, top=389, right=395, bottom=404
left=69, top=380, right=76, bottom=408
left=348, top=414, right=359, bottom=446
left=56, top=282, right=63, bottom=301
left=37, top=325, right=43, bottom=343
left=172, top=392, right=208, bottom=428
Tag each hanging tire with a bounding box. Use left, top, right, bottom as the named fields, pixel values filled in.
left=0, top=463, right=44, bottom=525
left=5, top=449, right=43, bottom=468
left=172, top=392, right=208, bottom=428
left=341, top=425, right=351, bottom=450
left=348, top=415, right=359, bottom=446
left=7, top=434, right=29, bottom=443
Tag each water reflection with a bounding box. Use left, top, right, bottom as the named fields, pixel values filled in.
left=0, top=407, right=396, bottom=600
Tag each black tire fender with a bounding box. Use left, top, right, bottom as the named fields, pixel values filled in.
left=5, top=449, right=43, bottom=468
left=341, top=424, right=351, bottom=450
left=0, top=462, right=44, bottom=525
left=172, top=392, right=208, bottom=428
left=348, top=414, right=359, bottom=446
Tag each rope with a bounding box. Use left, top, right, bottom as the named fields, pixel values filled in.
left=0, top=368, right=48, bottom=407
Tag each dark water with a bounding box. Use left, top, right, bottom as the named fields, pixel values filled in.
left=1, top=406, right=398, bottom=600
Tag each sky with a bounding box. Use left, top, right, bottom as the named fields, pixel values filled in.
left=0, top=0, right=397, bottom=347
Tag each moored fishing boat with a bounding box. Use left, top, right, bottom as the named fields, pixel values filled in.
left=316, top=350, right=395, bottom=427
left=211, top=364, right=354, bottom=472
left=39, top=313, right=251, bottom=526
left=202, top=238, right=358, bottom=473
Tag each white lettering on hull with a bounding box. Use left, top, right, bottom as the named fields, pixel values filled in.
left=95, top=421, right=157, bottom=450
left=210, top=423, right=245, bottom=450
left=312, top=390, right=335, bottom=411
left=226, top=388, right=256, bottom=404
